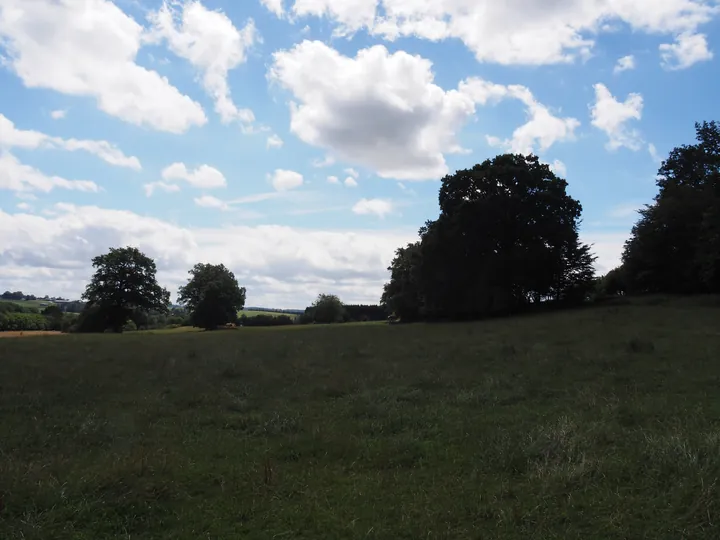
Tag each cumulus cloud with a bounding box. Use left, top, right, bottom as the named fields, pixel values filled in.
left=0, top=152, right=99, bottom=193
left=660, top=32, right=713, bottom=70
left=461, top=79, right=580, bottom=155
left=161, top=163, right=227, bottom=189
left=352, top=198, right=393, bottom=218
left=648, top=143, right=662, bottom=163
left=344, top=177, right=358, bottom=187
left=0, top=203, right=418, bottom=306
left=550, top=159, right=567, bottom=177
left=269, top=41, right=477, bottom=180
left=194, top=195, right=230, bottom=210
left=614, top=55, right=636, bottom=74
left=50, top=110, right=67, bottom=120
left=285, top=0, right=718, bottom=66
left=590, top=83, right=644, bottom=151
left=144, top=181, right=181, bottom=197
left=267, top=134, right=284, bottom=149
left=0, top=0, right=207, bottom=133
left=327, top=175, right=340, bottom=184
left=269, top=169, right=304, bottom=191
left=146, top=0, right=257, bottom=128
left=0, top=114, right=141, bottom=170
left=260, top=0, right=285, bottom=17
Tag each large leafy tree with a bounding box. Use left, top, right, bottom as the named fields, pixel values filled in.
left=382, top=154, right=596, bottom=320
left=381, top=241, right=423, bottom=321
left=81, top=247, right=170, bottom=332
left=623, top=121, right=720, bottom=293
left=177, top=263, right=246, bottom=330
left=304, top=293, right=346, bottom=324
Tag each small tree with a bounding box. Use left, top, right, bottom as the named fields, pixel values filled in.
left=81, top=247, right=170, bottom=332
left=308, top=293, right=346, bottom=324
left=177, top=263, right=246, bottom=330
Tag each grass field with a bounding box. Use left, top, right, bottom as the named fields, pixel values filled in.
left=0, top=298, right=52, bottom=310
left=1, top=297, right=720, bottom=539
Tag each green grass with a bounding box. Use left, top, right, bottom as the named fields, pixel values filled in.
left=1, top=297, right=720, bottom=539
left=0, top=298, right=53, bottom=310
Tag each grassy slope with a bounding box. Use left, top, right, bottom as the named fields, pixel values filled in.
left=0, top=299, right=51, bottom=310
left=1, top=297, right=719, bottom=539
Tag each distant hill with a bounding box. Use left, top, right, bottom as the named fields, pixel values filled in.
left=243, top=306, right=304, bottom=315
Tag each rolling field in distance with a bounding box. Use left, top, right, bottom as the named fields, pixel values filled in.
left=1, top=297, right=719, bottom=539
left=239, top=309, right=299, bottom=319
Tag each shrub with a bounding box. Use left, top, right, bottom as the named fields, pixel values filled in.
left=0, top=313, right=48, bottom=331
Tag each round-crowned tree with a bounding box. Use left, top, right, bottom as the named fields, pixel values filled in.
left=177, top=263, right=246, bottom=330
left=81, top=246, right=170, bottom=332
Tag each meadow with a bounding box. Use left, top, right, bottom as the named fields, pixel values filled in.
left=1, top=297, right=719, bottom=539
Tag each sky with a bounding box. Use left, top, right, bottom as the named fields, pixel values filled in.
left=1, top=0, right=719, bottom=308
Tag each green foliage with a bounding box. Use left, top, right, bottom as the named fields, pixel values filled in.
left=239, top=314, right=295, bottom=327
left=383, top=154, right=597, bottom=320
left=81, top=246, right=170, bottom=332
left=303, top=293, right=346, bottom=324
left=342, top=304, right=388, bottom=322
left=623, top=121, right=720, bottom=293
left=178, top=263, right=246, bottom=330
left=0, top=313, right=48, bottom=331
left=1, top=298, right=719, bottom=538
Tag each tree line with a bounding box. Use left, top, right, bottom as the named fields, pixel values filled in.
left=2, top=120, right=716, bottom=332
left=381, top=121, right=720, bottom=321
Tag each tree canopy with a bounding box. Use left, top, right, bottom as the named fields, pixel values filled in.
left=302, top=293, right=346, bottom=324
left=382, top=154, right=596, bottom=320
left=81, top=246, right=170, bottom=332
left=177, top=263, right=246, bottom=330
left=622, top=121, right=720, bottom=294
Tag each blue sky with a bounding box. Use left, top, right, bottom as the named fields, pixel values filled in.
left=1, top=0, right=719, bottom=307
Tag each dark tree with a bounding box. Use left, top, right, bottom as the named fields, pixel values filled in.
left=177, top=263, right=246, bottom=330
left=304, top=293, right=346, bottom=324
left=623, top=121, right=720, bottom=293
left=383, top=154, right=596, bottom=320
left=380, top=242, right=423, bottom=321
left=81, top=247, right=170, bottom=332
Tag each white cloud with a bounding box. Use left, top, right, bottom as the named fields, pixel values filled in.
left=0, top=203, right=417, bottom=306
left=269, top=169, right=304, bottom=191
left=146, top=1, right=257, bottom=127
left=550, top=159, right=567, bottom=177
left=312, top=155, right=335, bottom=167
left=327, top=175, right=340, bottom=184
left=267, top=134, right=284, bottom=149
left=614, top=55, right=636, bottom=74
left=0, top=0, right=207, bottom=133
left=590, top=83, right=644, bottom=151
left=648, top=143, right=662, bottom=163
left=344, top=176, right=358, bottom=187
left=161, top=163, right=227, bottom=189
left=144, top=181, right=181, bottom=197
left=461, top=79, right=580, bottom=155
left=352, top=198, right=393, bottom=218
left=660, top=32, right=713, bottom=70
left=345, top=167, right=360, bottom=178
left=0, top=114, right=141, bottom=170
left=261, top=0, right=285, bottom=17
left=50, top=109, right=67, bottom=120
left=194, top=195, right=229, bottom=211
left=0, top=152, right=99, bottom=193
left=269, top=41, right=477, bottom=180
left=16, top=202, right=32, bottom=211
left=286, top=0, right=718, bottom=66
